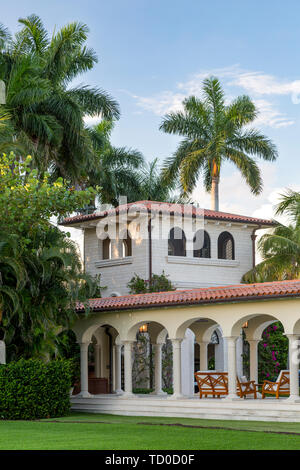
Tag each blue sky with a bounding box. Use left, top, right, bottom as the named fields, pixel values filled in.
left=4, top=0, right=300, bottom=219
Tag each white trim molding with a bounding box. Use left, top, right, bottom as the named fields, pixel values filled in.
left=94, top=256, right=133, bottom=268
left=166, top=256, right=239, bottom=268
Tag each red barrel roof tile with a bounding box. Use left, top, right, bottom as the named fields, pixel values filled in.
left=76, top=279, right=300, bottom=313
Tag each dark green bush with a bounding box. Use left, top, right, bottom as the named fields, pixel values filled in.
left=0, top=358, right=72, bottom=420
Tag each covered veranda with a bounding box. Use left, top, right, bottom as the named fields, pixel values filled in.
left=71, top=280, right=300, bottom=422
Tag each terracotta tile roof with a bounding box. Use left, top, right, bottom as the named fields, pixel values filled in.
left=61, top=200, right=275, bottom=227
left=76, top=279, right=300, bottom=313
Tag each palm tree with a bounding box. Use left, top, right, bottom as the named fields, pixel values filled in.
left=242, top=190, right=300, bottom=283
left=0, top=234, right=25, bottom=325
left=132, top=158, right=188, bottom=203
left=2, top=226, right=99, bottom=360
left=0, top=15, right=120, bottom=183
left=159, top=77, right=278, bottom=211
left=87, top=122, right=184, bottom=205
left=86, top=121, right=145, bottom=206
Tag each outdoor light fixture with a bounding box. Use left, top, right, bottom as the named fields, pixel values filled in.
left=242, top=321, right=248, bottom=329
left=139, top=324, right=148, bottom=333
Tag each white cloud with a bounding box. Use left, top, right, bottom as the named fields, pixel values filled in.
left=191, top=162, right=300, bottom=222
left=229, top=71, right=300, bottom=103
left=253, top=99, right=295, bottom=128
left=135, top=91, right=186, bottom=115
left=83, top=115, right=102, bottom=127
left=129, top=65, right=298, bottom=128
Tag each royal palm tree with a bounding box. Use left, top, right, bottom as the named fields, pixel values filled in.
left=132, top=158, right=188, bottom=203
left=88, top=121, right=184, bottom=205
left=0, top=15, right=120, bottom=183
left=160, top=77, right=278, bottom=211
left=242, top=190, right=300, bottom=283
left=86, top=121, right=145, bottom=206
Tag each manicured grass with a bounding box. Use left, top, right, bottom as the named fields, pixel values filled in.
left=2, top=412, right=300, bottom=450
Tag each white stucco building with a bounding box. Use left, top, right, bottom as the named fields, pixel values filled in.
left=60, top=202, right=300, bottom=421
left=62, top=200, right=274, bottom=396
left=62, top=200, right=273, bottom=297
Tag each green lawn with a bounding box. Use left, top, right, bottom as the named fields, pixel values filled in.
left=2, top=412, right=300, bottom=450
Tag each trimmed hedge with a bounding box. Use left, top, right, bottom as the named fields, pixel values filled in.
left=0, top=359, right=73, bottom=420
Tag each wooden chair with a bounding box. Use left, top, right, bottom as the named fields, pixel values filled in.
left=237, top=376, right=257, bottom=399
left=261, top=370, right=290, bottom=399
left=195, top=372, right=258, bottom=399
left=194, top=371, right=228, bottom=398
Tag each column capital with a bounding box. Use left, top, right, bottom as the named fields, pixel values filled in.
left=79, top=342, right=90, bottom=350
left=122, top=339, right=135, bottom=345
left=246, top=338, right=260, bottom=344
left=169, top=338, right=183, bottom=345
left=285, top=333, right=299, bottom=340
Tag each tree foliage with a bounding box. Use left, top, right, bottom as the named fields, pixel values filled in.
left=258, top=323, right=288, bottom=383
left=160, top=77, right=277, bottom=199
left=0, top=15, right=120, bottom=183
left=128, top=271, right=175, bottom=294
left=243, top=190, right=300, bottom=282
left=0, top=152, right=98, bottom=359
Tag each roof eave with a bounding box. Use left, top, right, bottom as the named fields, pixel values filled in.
left=76, top=292, right=300, bottom=315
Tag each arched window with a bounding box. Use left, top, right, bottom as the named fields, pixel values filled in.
left=102, top=237, right=111, bottom=260
left=193, top=230, right=211, bottom=258
left=122, top=231, right=132, bottom=257
left=218, top=231, right=235, bottom=260
left=168, top=227, right=186, bottom=256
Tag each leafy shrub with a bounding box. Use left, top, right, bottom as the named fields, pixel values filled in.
left=128, top=271, right=175, bottom=294
left=0, top=358, right=72, bottom=420
left=133, top=388, right=153, bottom=394
left=258, top=322, right=288, bottom=383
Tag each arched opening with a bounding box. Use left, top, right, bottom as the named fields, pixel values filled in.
left=75, top=323, right=121, bottom=396
left=193, top=230, right=211, bottom=258
left=126, top=321, right=170, bottom=394
left=175, top=317, right=222, bottom=396
left=168, top=227, right=186, bottom=256
left=102, top=237, right=111, bottom=260
left=230, top=313, right=287, bottom=387
left=122, top=231, right=132, bottom=257
left=218, top=231, right=235, bottom=260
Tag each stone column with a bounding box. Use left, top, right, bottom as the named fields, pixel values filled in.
left=0, top=341, right=6, bottom=364
left=114, top=344, right=123, bottom=395
left=199, top=341, right=209, bottom=370
left=79, top=342, right=91, bottom=397
left=248, top=339, right=259, bottom=384
left=169, top=339, right=183, bottom=399
left=223, top=336, right=240, bottom=401
left=152, top=343, right=167, bottom=396
left=286, top=335, right=300, bottom=402
left=122, top=341, right=134, bottom=397
left=94, top=344, right=101, bottom=378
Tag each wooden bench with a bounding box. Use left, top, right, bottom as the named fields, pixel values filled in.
left=195, top=372, right=258, bottom=399
left=194, top=372, right=228, bottom=398
left=261, top=370, right=290, bottom=399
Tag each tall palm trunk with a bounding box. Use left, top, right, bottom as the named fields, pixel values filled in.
left=211, top=177, right=219, bottom=211
left=211, top=160, right=219, bottom=211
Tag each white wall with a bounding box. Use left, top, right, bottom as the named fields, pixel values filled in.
left=83, top=213, right=256, bottom=297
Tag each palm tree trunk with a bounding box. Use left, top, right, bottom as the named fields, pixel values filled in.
left=211, top=176, right=219, bottom=211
